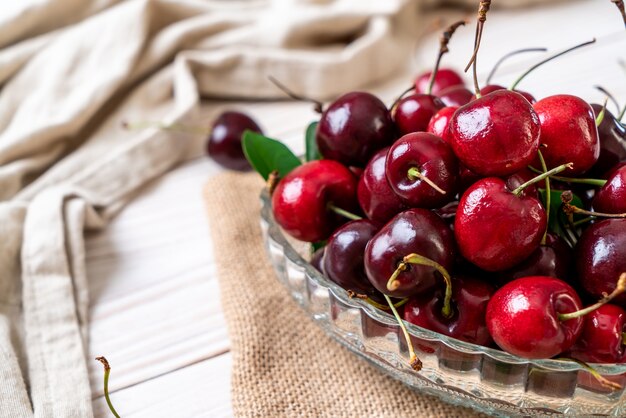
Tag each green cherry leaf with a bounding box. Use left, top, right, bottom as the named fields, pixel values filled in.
left=242, top=130, right=301, bottom=180
left=305, top=121, right=321, bottom=162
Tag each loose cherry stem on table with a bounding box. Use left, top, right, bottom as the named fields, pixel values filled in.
left=95, top=357, right=121, bottom=418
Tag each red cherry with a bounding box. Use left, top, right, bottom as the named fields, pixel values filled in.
left=448, top=90, right=541, bottom=177
left=316, top=92, right=396, bottom=167
left=394, top=94, right=445, bottom=136
left=567, top=304, right=626, bottom=363
left=427, top=106, right=458, bottom=140
left=471, top=85, right=536, bottom=104
left=592, top=165, right=626, bottom=214
left=454, top=177, right=547, bottom=272
left=533, top=95, right=600, bottom=175
left=589, top=104, right=626, bottom=177
left=415, top=68, right=464, bottom=95
left=404, top=275, right=494, bottom=346
left=207, top=111, right=262, bottom=171
left=486, top=276, right=583, bottom=359
left=272, top=160, right=358, bottom=242
left=437, top=86, right=473, bottom=107
left=357, top=148, right=407, bottom=224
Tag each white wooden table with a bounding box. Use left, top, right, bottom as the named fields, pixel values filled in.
left=87, top=1, right=624, bottom=416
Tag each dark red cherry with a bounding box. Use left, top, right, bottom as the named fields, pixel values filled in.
left=592, top=165, right=626, bottom=214
left=448, top=90, right=541, bottom=177
left=357, top=147, right=407, bottom=224
left=457, top=164, right=482, bottom=196
left=486, top=276, right=583, bottom=359
left=504, top=168, right=539, bottom=200
left=437, top=86, right=473, bottom=107
left=427, top=106, right=458, bottom=140
left=272, top=160, right=358, bottom=242
left=404, top=276, right=494, bottom=346
left=310, top=247, right=325, bottom=272
left=567, top=304, right=626, bottom=364
left=533, top=95, right=600, bottom=175
left=499, top=233, right=572, bottom=284
left=576, top=219, right=626, bottom=304
left=472, top=84, right=536, bottom=104
left=322, top=220, right=380, bottom=297
left=385, top=132, right=458, bottom=208
left=207, top=111, right=262, bottom=171
left=454, top=177, right=547, bottom=272
left=364, top=209, right=455, bottom=298
left=316, top=92, right=396, bottom=167
left=415, top=68, right=464, bottom=95
left=589, top=104, right=626, bottom=177
left=394, top=94, right=445, bottom=136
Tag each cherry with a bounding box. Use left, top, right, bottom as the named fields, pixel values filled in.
left=471, top=85, right=536, bottom=104
left=385, top=132, right=458, bottom=208
left=357, top=147, right=407, bottom=224
left=364, top=209, right=455, bottom=298
left=486, top=276, right=584, bottom=359
left=404, top=275, right=494, bottom=346
left=576, top=218, right=626, bottom=304
left=272, top=160, right=358, bottom=242
left=437, top=86, right=473, bottom=107
left=454, top=163, right=571, bottom=272
left=427, top=106, right=457, bottom=140
left=457, top=164, right=482, bottom=196
left=310, top=247, right=325, bottom=272
left=505, top=168, right=539, bottom=200
left=207, top=111, right=262, bottom=171
left=448, top=90, right=541, bottom=177
left=415, top=68, right=464, bottom=95
left=394, top=94, right=445, bottom=135
left=316, top=92, right=396, bottom=167
left=593, top=165, right=626, bottom=214
left=533, top=95, right=600, bottom=175
left=322, top=220, right=380, bottom=297
left=589, top=104, right=626, bottom=177
left=567, top=302, right=626, bottom=364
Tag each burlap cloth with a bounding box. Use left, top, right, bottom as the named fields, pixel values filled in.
left=204, top=171, right=485, bottom=417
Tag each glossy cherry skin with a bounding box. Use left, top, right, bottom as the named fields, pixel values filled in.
left=322, top=220, right=380, bottom=297
left=438, top=86, right=473, bottom=107
left=394, top=94, right=445, bottom=136
left=404, top=276, right=494, bottom=345
left=272, top=160, right=358, bottom=242
left=357, top=147, right=407, bottom=224
left=589, top=104, right=626, bottom=177
left=427, top=106, right=458, bottom=140
left=457, top=164, right=482, bottom=196
left=576, top=219, right=626, bottom=305
left=567, top=304, right=626, bottom=363
left=499, top=233, right=572, bottom=284
left=415, top=68, right=464, bottom=95
left=454, top=177, right=547, bottom=272
left=486, top=276, right=583, bottom=359
left=448, top=90, right=541, bottom=177
left=533, top=95, right=600, bottom=175
left=504, top=168, right=539, bottom=200
left=316, top=92, right=396, bottom=167
left=207, top=111, right=262, bottom=171
left=364, top=209, right=456, bottom=298
left=385, top=132, right=458, bottom=208
left=592, top=165, right=626, bottom=214
left=472, top=85, right=536, bottom=104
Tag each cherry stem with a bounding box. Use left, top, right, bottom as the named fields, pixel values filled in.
left=596, top=97, right=610, bottom=127
left=95, top=357, right=121, bottom=418
left=347, top=291, right=409, bottom=311
left=387, top=254, right=454, bottom=319
left=267, top=76, right=324, bottom=114
left=486, top=47, right=547, bottom=85
left=556, top=357, right=622, bottom=391
left=122, top=120, right=209, bottom=135
left=407, top=167, right=446, bottom=195
left=559, top=273, right=626, bottom=321
left=509, top=39, right=596, bottom=91
left=390, top=84, right=415, bottom=113
left=527, top=166, right=607, bottom=186
left=327, top=203, right=362, bottom=221
left=267, top=170, right=280, bottom=195
left=465, top=1, right=491, bottom=97
left=570, top=216, right=595, bottom=227
left=594, top=86, right=622, bottom=114
left=561, top=190, right=626, bottom=219
left=611, top=0, right=626, bottom=27
left=512, top=163, right=573, bottom=196
left=537, top=149, right=550, bottom=246
left=384, top=294, right=422, bottom=371
left=427, top=20, right=466, bottom=95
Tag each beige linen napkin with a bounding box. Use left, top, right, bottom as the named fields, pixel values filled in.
left=203, top=172, right=485, bottom=417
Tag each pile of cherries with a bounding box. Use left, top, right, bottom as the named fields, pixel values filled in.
left=208, top=5, right=626, bottom=379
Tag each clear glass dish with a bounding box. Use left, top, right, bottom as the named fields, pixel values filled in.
left=259, top=190, right=626, bottom=417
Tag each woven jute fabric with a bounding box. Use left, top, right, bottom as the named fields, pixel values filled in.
left=204, top=171, right=485, bottom=418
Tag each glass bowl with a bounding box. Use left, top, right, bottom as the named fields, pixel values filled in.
left=259, top=190, right=626, bottom=417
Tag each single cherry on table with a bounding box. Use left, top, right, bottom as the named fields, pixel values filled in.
left=207, top=111, right=263, bottom=171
